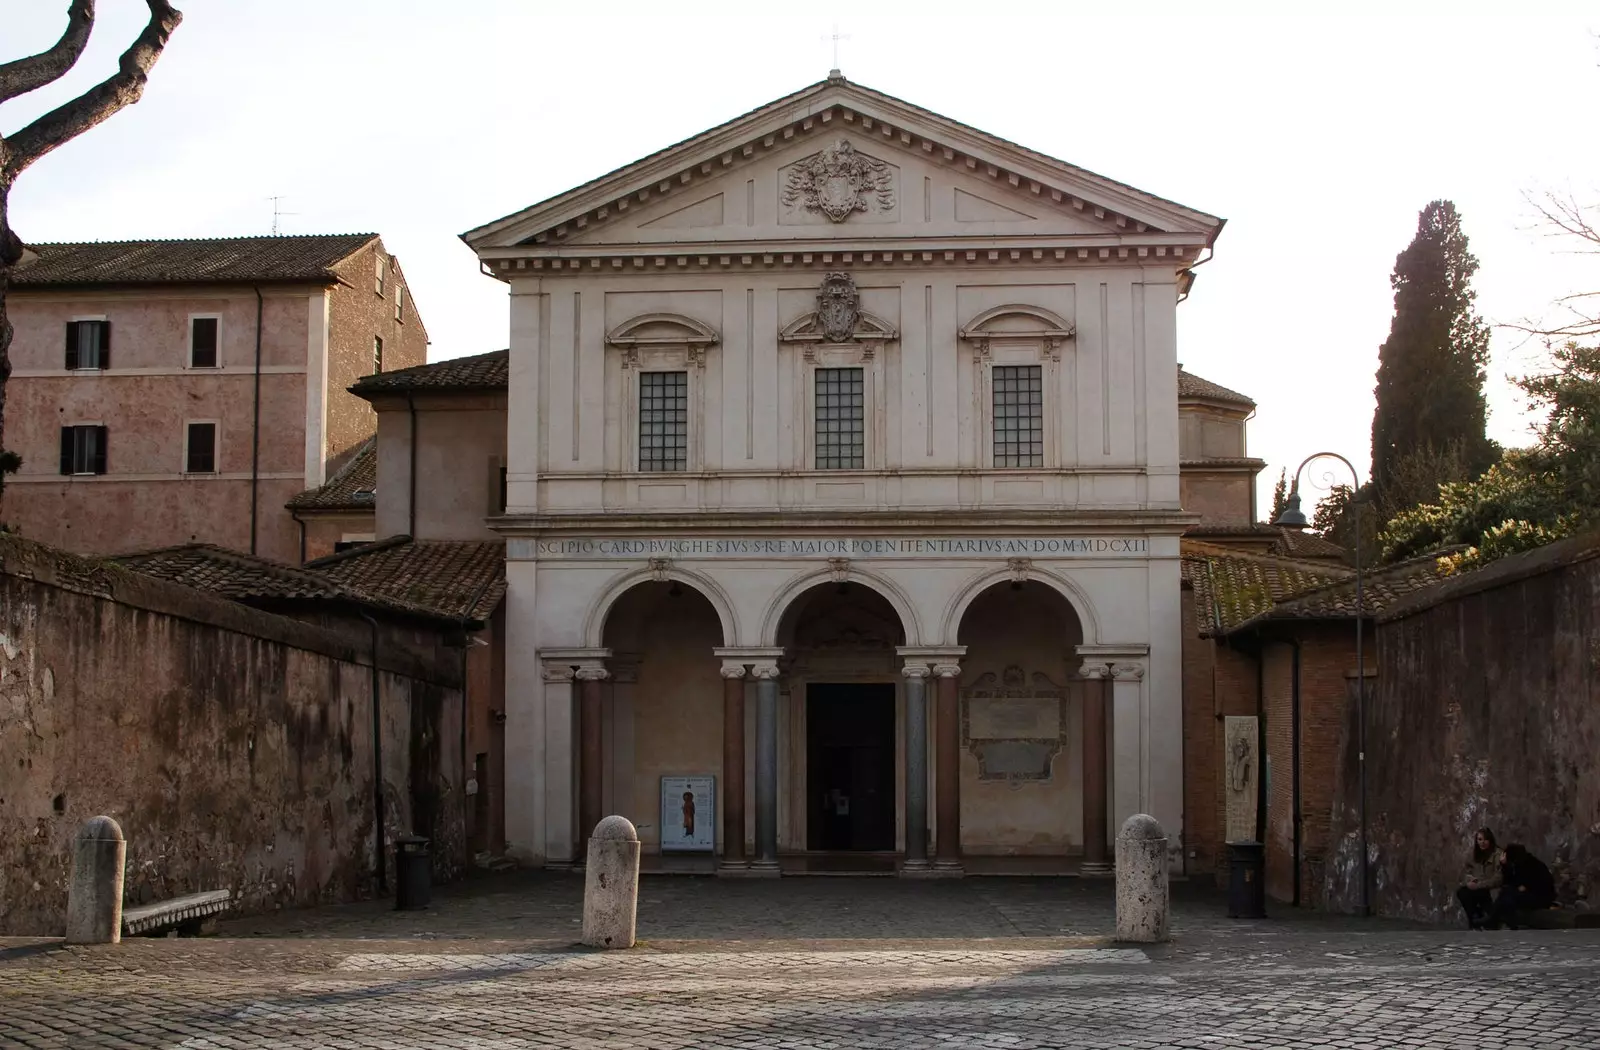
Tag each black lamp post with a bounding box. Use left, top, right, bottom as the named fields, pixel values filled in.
left=1273, top=451, right=1369, bottom=918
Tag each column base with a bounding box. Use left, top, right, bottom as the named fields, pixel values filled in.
left=716, top=860, right=754, bottom=877
left=741, top=860, right=782, bottom=878
left=1079, top=860, right=1115, bottom=878
left=929, top=859, right=966, bottom=878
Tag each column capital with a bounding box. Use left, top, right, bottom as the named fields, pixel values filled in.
left=1111, top=662, right=1145, bottom=681
left=750, top=663, right=782, bottom=680
left=931, top=663, right=962, bottom=679
left=719, top=664, right=747, bottom=679
left=541, top=665, right=576, bottom=683
left=1078, top=662, right=1110, bottom=680
left=901, top=662, right=932, bottom=680
left=574, top=665, right=611, bottom=682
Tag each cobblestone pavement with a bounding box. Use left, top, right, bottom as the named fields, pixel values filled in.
left=3, top=873, right=1599, bottom=1048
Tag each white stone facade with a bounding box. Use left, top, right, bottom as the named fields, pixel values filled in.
left=465, top=75, right=1222, bottom=872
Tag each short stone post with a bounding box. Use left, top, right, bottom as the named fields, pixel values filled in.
left=581, top=815, right=641, bottom=949
left=1114, top=813, right=1169, bottom=944
left=66, top=816, right=126, bottom=945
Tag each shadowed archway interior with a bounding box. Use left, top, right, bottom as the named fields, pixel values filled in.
left=956, top=580, right=1086, bottom=856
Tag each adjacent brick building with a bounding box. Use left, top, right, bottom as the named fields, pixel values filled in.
left=2, top=234, right=427, bottom=564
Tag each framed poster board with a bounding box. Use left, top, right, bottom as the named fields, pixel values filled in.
left=660, top=775, right=716, bottom=852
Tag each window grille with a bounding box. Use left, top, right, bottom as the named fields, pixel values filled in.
left=815, top=367, right=864, bottom=469
left=639, top=371, right=688, bottom=471
left=992, top=365, right=1043, bottom=467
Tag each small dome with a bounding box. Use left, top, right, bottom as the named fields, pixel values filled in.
left=592, top=815, right=638, bottom=842
left=1119, top=813, right=1165, bottom=840
left=77, top=815, right=124, bottom=842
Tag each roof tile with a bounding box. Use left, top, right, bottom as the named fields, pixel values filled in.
left=351, top=349, right=508, bottom=396
left=1178, top=368, right=1254, bottom=406
left=14, top=234, right=377, bottom=287
left=287, top=438, right=376, bottom=512
left=1182, top=540, right=1351, bottom=637
left=308, top=538, right=505, bottom=622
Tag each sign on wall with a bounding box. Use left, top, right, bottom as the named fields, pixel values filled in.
left=522, top=536, right=1152, bottom=560
left=660, top=775, right=716, bottom=853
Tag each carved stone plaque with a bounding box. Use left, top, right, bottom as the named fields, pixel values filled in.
left=1224, top=716, right=1259, bottom=842
left=961, top=666, right=1068, bottom=781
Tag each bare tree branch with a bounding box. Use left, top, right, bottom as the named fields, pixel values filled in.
left=0, top=0, right=95, bottom=105
left=1502, top=189, right=1600, bottom=342
left=1, top=0, right=182, bottom=184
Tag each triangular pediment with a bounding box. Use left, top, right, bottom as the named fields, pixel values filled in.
left=463, top=75, right=1222, bottom=255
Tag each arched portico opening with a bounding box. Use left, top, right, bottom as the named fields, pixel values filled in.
left=588, top=580, right=725, bottom=858
left=772, top=580, right=909, bottom=860
left=955, top=580, right=1095, bottom=869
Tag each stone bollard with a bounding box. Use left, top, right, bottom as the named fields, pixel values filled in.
left=66, top=816, right=126, bottom=945
left=581, top=815, right=641, bottom=949
left=1114, top=813, right=1169, bottom=944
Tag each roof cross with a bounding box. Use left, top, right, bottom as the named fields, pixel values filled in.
left=822, top=23, right=849, bottom=78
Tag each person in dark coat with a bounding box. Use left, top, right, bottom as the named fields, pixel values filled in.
left=1455, top=828, right=1502, bottom=929
left=1489, top=843, right=1557, bottom=929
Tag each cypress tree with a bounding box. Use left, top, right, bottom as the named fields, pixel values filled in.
left=1370, top=201, right=1496, bottom=515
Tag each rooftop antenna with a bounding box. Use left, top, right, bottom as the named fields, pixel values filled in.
left=822, top=23, right=849, bottom=80
left=268, top=196, right=298, bottom=235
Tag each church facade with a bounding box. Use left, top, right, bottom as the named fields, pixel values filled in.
left=465, top=74, right=1224, bottom=873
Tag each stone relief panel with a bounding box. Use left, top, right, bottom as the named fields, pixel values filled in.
left=1224, top=715, right=1259, bottom=842
left=779, top=140, right=899, bottom=226
left=961, top=665, right=1069, bottom=782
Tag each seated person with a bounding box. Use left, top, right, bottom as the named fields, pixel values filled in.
left=1490, top=843, right=1556, bottom=929
left=1455, top=827, right=1502, bottom=929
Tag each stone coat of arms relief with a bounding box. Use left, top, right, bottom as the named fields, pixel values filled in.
left=783, top=139, right=896, bottom=222
left=961, top=665, right=1070, bottom=782
left=816, top=272, right=861, bottom=344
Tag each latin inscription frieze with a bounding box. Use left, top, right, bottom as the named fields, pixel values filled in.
left=524, top=536, right=1151, bottom=560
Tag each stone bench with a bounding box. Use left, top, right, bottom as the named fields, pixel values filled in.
left=1517, top=905, right=1598, bottom=931
left=121, top=890, right=232, bottom=938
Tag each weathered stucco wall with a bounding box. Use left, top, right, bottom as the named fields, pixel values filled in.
left=0, top=537, right=464, bottom=936
left=1326, top=542, right=1600, bottom=920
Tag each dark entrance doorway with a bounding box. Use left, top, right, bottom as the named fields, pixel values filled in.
left=806, top=683, right=896, bottom=852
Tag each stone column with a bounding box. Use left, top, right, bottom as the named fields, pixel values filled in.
left=720, top=663, right=748, bottom=869
left=1080, top=662, right=1112, bottom=876
left=901, top=662, right=931, bottom=872
left=575, top=664, right=610, bottom=848
left=932, top=662, right=963, bottom=873
left=1111, top=662, right=1146, bottom=837
left=752, top=661, right=781, bottom=874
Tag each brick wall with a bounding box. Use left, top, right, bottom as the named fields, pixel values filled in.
left=0, top=536, right=466, bottom=935
left=324, top=242, right=429, bottom=472
left=1327, top=546, right=1600, bottom=920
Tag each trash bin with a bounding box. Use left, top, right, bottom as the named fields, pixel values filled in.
left=395, top=835, right=431, bottom=911
left=1226, top=840, right=1265, bottom=918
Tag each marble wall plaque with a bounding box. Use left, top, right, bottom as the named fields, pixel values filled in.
left=969, top=696, right=1061, bottom=740
left=1224, top=716, right=1259, bottom=843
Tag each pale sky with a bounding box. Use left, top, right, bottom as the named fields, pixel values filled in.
left=6, top=1, right=1598, bottom=515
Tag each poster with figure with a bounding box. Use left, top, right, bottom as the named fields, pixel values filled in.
left=660, top=775, right=716, bottom=852
left=1224, top=716, right=1259, bottom=842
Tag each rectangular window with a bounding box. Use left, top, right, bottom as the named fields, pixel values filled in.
left=190, top=317, right=219, bottom=368
left=638, top=370, right=688, bottom=472
left=815, top=367, right=864, bottom=469
left=373, top=335, right=384, bottom=374
left=395, top=285, right=405, bottom=323
left=992, top=365, right=1044, bottom=467
left=374, top=253, right=386, bottom=296
left=64, top=320, right=110, bottom=370
left=185, top=422, right=217, bottom=474
left=59, top=425, right=108, bottom=475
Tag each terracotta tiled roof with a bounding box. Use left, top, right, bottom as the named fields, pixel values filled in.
left=351, top=349, right=509, bottom=396
left=1182, top=540, right=1351, bottom=637
left=1184, top=523, right=1348, bottom=560
left=112, top=543, right=451, bottom=623
left=13, top=234, right=376, bottom=287
left=287, top=438, right=376, bottom=512
left=1223, top=553, right=1457, bottom=635
left=1178, top=368, right=1254, bottom=406
left=308, top=537, right=505, bottom=622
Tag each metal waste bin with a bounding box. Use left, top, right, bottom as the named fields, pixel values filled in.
left=1226, top=840, right=1265, bottom=918
left=395, top=835, right=431, bottom=911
